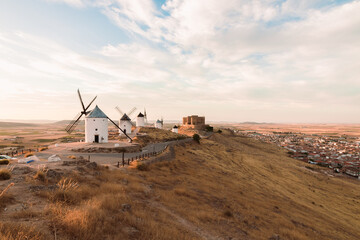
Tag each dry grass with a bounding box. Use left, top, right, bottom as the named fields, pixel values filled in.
left=0, top=222, right=44, bottom=240
left=1, top=131, right=360, bottom=239
left=67, top=155, right=77, bottom=159
left=135, top=127, right=187, bottom=146
left=33, top=166, right=48, bottom=182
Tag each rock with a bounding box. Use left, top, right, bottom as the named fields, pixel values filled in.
left=85, top=162, right=97, bottom=169
left=122, top=204, right=132, bottom=212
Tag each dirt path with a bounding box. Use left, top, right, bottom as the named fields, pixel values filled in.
left=149, top=201, right=221, bottom=240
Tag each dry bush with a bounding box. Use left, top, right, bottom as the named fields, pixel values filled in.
left=24, top=152, right=34, bottom=157
left=136, top=163, right=149, bottom=171
left=0, top=168, right=11, bottom=180
left=67, top=155, right=76, bottom=159
left=0, top=222, right=45, bottom=240
left=50, top=178, right=80, bottom=204
left=39, top=147, right=48, bottom=152
left=0, top=159, right=9, bottom=165
left=33, top=166, right=48, bottom=182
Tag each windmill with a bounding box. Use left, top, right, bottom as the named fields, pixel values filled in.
left=115, top=106, right=137, bottom=135
left=65, top=89, right=97, bottom=134
left=65, top=89, right=132, bottom=143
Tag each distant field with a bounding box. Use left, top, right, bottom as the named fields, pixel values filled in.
left=0, top=121, right=73, bottom=149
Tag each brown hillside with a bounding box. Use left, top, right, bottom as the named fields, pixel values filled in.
left=0, top=131, right=359, bottom=239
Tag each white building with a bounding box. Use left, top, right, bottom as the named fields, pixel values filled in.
left=172, top=125, right=178, bottom=133
left=85, top=105, right=108, bottom=143
left=155, top=119, right=163, bottom=129
left=136, top=112, right=145, bottom=127
left=120, top=114, right=132, bottom=135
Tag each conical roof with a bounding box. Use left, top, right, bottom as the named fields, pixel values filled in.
left=121, top=113, right=131, bottom=121
left=156, top=119, right=162, bottom=123
left=86, top=105, right=108, bottom=118
left=173, top=125, right=178, bottom=129
left=137, top=112, right=144, bottom=117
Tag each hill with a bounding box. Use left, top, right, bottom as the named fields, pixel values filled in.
left=0, top=130, right=359, bottom=239
left=0, top=122, right=37, bottom=128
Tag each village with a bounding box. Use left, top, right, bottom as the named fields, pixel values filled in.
left=239, top=130, right=360, bottom=179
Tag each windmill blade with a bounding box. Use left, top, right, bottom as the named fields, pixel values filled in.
left=77, top=89, right=86, bottom=112
left=115, top=106, right=124, bottom=116
left=127, top=107, right=137, bottom=117
left=84, top=95, right=97, bottom=113
left=65, top=112, right=83, bottom=134
left=107, top=117, right=132, bottom=142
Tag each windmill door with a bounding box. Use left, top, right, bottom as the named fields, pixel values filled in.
left=94, top=135, right=99, bottom=143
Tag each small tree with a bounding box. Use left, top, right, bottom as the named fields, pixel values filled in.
left=193, top=134, right=201, bottom=143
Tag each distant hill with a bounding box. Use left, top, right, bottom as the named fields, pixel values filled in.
left=54, top=120, right=85, bottom=125
left=0, top=121, right=37, bottom=128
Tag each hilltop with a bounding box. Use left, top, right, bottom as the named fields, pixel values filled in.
left=0, top=130, right=359, bottom=239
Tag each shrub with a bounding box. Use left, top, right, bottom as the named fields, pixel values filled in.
left=34, top=170, right=46, bottom=182
left=0, top=169, right=11, bottom=180
left=67, top=155, right=77, bottom=159
left=205, top=126, right=214, bottom=132
left=25, top=152, right=34, bottom=157
left=217, top=129, right=222, bottom=133
left=0, top=160, right=9, bottom=165
left=136, top=163, right=149, bottom=171
left=223, top=210, right=233, bottom=217
left=39, top=147, right=48, bottom=152
left=193, top=134, right=201, bottom=143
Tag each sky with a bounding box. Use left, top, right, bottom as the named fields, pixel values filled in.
left=0, top=0, right=359, bottom=123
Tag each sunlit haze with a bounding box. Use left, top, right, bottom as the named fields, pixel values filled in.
left=0, top=0, right=359, bottom=123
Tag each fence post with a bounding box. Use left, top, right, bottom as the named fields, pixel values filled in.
left=122, top=152, right=125, bottom=167
left=117, top=161, right=119, bottom=168
left=128, top=159, right=130, bottom=165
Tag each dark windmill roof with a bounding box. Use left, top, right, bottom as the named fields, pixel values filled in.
left=137, top=112, right=144, bottom=117
left=173, top=125, right=178, bottom=129
left=156, top=119, right=162, bottom=123
left=86, top=105, right=108, bottom=118
left=121, top=113, right=131, bottom=121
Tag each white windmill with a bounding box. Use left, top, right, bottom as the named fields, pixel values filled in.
left=115, top=106, right=137, bottom=136
left=85, top=105, right=108, bottom=143
left=172, top=125, right=179, bottom=133
left=155, top=118, right=163, bottom=129
left=136, top=112, right=145, bottom=127
left=66, top=89, right=133, bottom=143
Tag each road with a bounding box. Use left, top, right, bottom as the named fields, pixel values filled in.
left=34, top=138, right=192, bottom=165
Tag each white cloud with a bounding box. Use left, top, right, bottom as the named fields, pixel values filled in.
left=2, top=0, right=360, bottom=122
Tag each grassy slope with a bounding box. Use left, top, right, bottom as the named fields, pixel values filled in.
left=0, top=131, right=359, bottom=239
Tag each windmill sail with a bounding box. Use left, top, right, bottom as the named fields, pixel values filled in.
left=65, top=112, right=82, bottom=134
left=65, top=89, right=97, bottom=134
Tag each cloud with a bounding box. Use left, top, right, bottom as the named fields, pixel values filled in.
left=2, top=0, right=360, bottom=122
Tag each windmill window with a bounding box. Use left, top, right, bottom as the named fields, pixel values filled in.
left=93, top=119, right=95, bottom=121
left=95, top=128, right=98, bottom=131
